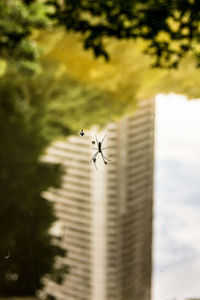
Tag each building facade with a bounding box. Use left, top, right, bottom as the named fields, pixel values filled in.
left=41, top=98, right=155, bottom=300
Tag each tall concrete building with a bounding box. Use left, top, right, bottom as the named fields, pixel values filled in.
left=41, top=98, right=155, bottom=300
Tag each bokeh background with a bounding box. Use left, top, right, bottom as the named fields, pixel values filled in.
left=1, top=1, right=200, bottom=300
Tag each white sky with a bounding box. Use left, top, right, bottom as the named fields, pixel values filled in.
left=153, top=94, right=200, bottom=300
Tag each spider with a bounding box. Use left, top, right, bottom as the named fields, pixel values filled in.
left=90, top=134, right=111, bottom=169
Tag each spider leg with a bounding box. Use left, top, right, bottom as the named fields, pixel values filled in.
left=91, top=151, right=98, bottom=169
left=101, top=133, right=107, bottom=144
left=90, top=151, right=98, bottom=162
left=93, top=161, right=98, bottom=170
left=92, top=147, right=98, bottom=150
left=101, top=147, right=112, bottom=150
left=100, top=152, right=108, bottom=165
left=95, top=135, right=98, bottom=144
left=102, top=152, right=111, bottom=161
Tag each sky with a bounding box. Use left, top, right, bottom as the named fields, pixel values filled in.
left=153, top=94, right=200, bottom=300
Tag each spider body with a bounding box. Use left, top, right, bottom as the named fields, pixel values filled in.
left=90, top=134, right=111, bottom=169
left=98, top=142, right=102, bottom=153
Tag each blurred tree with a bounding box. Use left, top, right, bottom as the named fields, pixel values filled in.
left=14, top=64, right=136, bottom=138
left=41, top=31, right=200, bottom=101
left=0, top=72, right=67, bottom=296
left=1, top=0, right=200, bottom=72
left=0, top=0, right=51, bottom=74
left=47, top=0, right=200, bottom=68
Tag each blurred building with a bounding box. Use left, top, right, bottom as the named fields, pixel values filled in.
left=41, top=98, right=155, bottom=300
left=185, top=299, right=200, bottom=300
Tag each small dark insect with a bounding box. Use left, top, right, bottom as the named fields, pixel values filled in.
left=90, top=134, right=111, bottom=169
left=92, top=141, right=95, bottom=144
left=80, top=129, right=84, bottom=136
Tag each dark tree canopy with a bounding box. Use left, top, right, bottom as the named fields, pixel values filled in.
left=1, top=0, right=200, bottom=70
left=48, top=0, right=200, bottom=68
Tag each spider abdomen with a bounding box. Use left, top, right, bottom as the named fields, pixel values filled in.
left=98, top=142, right=102, bottom=152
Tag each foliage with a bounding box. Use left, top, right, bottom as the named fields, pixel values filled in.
left=15, top=64, right=137, bottom=138
left=1, top=0, right=200, bottom=72
left=43, top=0, right=200, bottom=68
left=0, top=0, right=51, bottom=74
left=0, top=72, right=68, bottom=296
left=41, top=31, right=200, bottom=101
